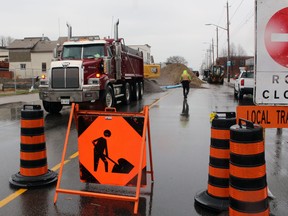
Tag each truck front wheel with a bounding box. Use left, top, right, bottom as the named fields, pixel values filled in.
left=42, top=101, right=63, bottom=114
left=103, top=85, right=115, bottom=107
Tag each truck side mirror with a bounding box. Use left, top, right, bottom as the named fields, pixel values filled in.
left=103, top=57, right=112, bottom=75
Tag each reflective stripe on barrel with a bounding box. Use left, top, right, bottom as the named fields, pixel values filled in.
left=229, top=120, right=269, bottom=216
left=21, top=119, right=44, bottom=128
left=230, top=141, right=264, bottom=155
left=207, top=113, right=236, bottom=199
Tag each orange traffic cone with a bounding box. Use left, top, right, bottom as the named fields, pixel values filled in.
left=9, top=105, right=57, bottom=188
left=195, top=112, right=236, bottom=212
left=229, top=119, right=269, bottom=215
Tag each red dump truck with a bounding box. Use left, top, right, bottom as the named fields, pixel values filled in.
left=39, top=20, right=144, bottom=113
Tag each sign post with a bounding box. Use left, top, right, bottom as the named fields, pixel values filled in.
left=255, top=0, right=288, bottom=105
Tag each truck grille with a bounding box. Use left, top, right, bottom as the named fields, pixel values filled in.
left=51, top=67, right=79, bottom=88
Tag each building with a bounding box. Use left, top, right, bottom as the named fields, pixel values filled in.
left=128, top=44, right=153, bottom=64
left=0, top=47, right=8, bottom=61
left=0, top=47, right=10, bottom=78
left=8, top=37, right=58, bottom=78
left=216, top=56, right=253, bottom=78
left=245, top=57, right=254, bottom=71
left=128, top=44, right=161, bottom=78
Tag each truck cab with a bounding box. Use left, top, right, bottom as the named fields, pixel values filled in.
left=39, top=29, right=144, bottom=113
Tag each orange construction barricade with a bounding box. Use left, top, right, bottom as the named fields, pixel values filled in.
left=195, top=112, right=236, bottom=212
left=9, top=105, right=57, bottom=188
left=229, top=119, right=269, bottom=216
left=54, top=104, right=154, bottom=214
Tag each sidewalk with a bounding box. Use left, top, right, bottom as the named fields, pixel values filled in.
left=0, top=93, right=39, bottom=106
left=224, top=77, right=235, bottom=88
left=0, top=78, right=235, bottom=106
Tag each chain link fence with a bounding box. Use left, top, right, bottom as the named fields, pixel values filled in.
left=0, top=69, right=41, bottom=94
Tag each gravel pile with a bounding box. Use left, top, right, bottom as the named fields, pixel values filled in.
left=144, top=63, right=205, bottom=93
left=144, top=79, right=164, bottom=93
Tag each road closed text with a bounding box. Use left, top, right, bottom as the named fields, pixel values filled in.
left=237, top=106, right=288, bottom=128
left=259, top=75, right=288, bottom=101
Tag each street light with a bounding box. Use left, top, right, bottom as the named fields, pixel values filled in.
left=205, top=23, right=231, bottom=82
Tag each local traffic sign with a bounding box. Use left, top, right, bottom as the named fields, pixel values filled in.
left=237, top=105, right=288, bottom=128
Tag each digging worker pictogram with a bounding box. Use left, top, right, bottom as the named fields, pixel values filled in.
left=180, top=69, right=191, bottom=98
left=92, top=130, right=111, bottom=172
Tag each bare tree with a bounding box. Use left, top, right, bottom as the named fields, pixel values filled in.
left=237, top=44, right=247, bottom=56
left=219, top=43, right=247, bottom=57
left=230, top=43, right=239, bottom=57
left=0, top=37, right=4, bottom=47
left=166, top=56, right=188, bottom=65
left=0, top=36, right=14, bottom=47
left=219, top=48, right=227, bottom=57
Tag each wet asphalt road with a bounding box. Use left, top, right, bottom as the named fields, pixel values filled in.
left=0, top=82, right=287, bottom=215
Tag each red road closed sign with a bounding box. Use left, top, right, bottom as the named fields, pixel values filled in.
left=255, top=1, right=288, bottom=105
left=265, top=7, right=288, bottom=68
left=237, top=106, right=288, bottom=128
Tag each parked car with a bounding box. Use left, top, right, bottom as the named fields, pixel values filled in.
left=234, top=70, right=254, bottom=100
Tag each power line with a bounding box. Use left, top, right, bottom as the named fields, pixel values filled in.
left=216, top=5, right=226, bottom=26
left=230, top=0, right=245, bottom=21
left=230, top=9, right=254, bottom=37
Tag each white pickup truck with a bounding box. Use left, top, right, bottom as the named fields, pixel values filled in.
left=234, top=70, right=254, bottom=100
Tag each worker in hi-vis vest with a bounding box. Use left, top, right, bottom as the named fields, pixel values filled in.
left=180, top=70, right=191, bottom=98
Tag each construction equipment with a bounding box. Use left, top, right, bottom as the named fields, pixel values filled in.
left=207, top=65, right=225, bottom=84
left=144, top=64, right=160, bottom=79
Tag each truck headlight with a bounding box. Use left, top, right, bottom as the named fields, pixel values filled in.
left=88, top=78, right=99, bottom=85
left=39, top=79, right=48, bottom=86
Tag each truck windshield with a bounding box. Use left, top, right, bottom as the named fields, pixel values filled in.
left=212, top=66, right=224, bottom=75
left=62, top=44, right=105, bottom=59
left=83, top=44, right=105, bottom=58
left=62, top=46, right=81, bottom=59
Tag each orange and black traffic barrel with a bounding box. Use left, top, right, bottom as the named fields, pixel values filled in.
left=195, top=112, right=236, bottom=212
left=229, top=119, right=269, bottom=215
left=9, top=105, right=57, bottom=188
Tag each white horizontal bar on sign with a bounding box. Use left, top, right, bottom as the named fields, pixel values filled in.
left=271, top=33, right=288, bottom=42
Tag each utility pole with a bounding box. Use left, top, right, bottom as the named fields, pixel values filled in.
left=206, top=50, right=209, bottom=68
left=212, top=38, right=214, bottom=65
left=226, top=1, right=231, bottom=82
left=216, top=27, right=219, bottom=61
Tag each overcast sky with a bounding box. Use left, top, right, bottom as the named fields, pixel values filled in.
left=1, top=0, right=254, bottom=70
